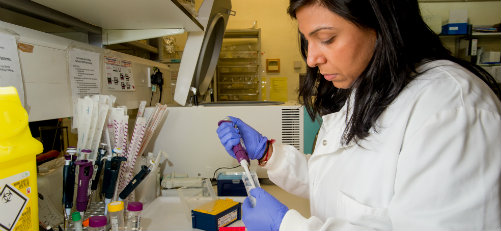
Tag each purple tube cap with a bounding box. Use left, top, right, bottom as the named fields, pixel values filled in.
left=127, top=202, right=143, bottom=211
left=75, top=160, right=92, bottom=166
left=89, top=215, right=107, bottom=227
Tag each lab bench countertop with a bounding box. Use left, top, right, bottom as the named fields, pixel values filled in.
left=142, top=184, right=310, bottom=230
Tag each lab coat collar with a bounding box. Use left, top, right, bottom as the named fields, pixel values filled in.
left=318, top=91, right=357, bottom=155
left=416, top=60, right=456, bottom=73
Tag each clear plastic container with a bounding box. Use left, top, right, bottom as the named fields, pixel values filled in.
left=177, top=178, right=217, bottom=221
left=72, top=211, right=83, bottom=231
left=89, top=216, right=107, bottom=231
left=108, top=201, right=125, bottom=231
left=126, top=202, right=143, bottom=231
left=242, top=171, right=260, bottom=207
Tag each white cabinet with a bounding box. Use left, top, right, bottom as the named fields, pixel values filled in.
left=32, top=0, right=203, bottom=44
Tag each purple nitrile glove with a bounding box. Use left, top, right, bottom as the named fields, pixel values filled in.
left=242, top=187, right=288, bottom=231
left=217, top=119, right=242, bottom=159
left=216, top=116, right=268, bottom=160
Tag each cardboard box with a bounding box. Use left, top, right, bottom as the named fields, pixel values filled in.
left=481, top=51, right=501, bottom=64
left=441, top=23, right=469, bottom=35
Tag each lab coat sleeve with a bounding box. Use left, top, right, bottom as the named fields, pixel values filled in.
left=264, top=143, right=310, bottom=199
left=266, top=144, right=382, bottom=230
left=279, top=209, right=377, bottom=231
left=389, top=106, right=501, bottom=229
left=277, top=107, right=501, bottom=231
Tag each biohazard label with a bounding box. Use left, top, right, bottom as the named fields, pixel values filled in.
left=0, top=184, right=27, bottom=231
left=0, top=171, right=31, bottom=231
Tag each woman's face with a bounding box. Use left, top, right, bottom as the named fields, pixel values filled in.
left=297, top=4, right=377, bottom=89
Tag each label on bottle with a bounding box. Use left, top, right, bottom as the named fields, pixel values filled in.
left=0, top=171, right=31, bottom=231
left=111, top=216, right=119, bottom=231
left=127, top=214, right=141, bottom=231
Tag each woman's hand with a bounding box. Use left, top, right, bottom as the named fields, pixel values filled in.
left=216, top=116, right=268, bottom=160
left=242, top=187, right=289, bottom=231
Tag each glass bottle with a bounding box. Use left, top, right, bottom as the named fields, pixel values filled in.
left=126, top=202, right=143, bottom=231
left=108, top=201, right=125, bottom=231
left=71, top=211, right=83, bottom=231
left=89, top=216, right=107, bottom=231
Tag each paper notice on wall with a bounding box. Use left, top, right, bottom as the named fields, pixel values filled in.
left=0, top=32, right=25, bottom=107
left=269, top=77, right=288, bottom=102
left=104, top=56, right=135, bottom=91
left=69, top=48, right=101, bottom=100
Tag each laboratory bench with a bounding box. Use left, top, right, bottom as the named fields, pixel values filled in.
left=142, top=184, right=310, bottom=230
left=37, top=161, right=309, bottom=230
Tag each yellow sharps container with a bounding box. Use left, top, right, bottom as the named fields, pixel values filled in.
left=0, top=87, right=43, bottom=231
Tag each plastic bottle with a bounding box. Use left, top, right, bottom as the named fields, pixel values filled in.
left=0, top=87, right=43, bottom=230
left=126, top=202, right=143, bottom=231
left=108, top=201, right=125, bottom=231
left=72, top=211, right=83, bottom=231
left=89, top=216, right=107, bottom=231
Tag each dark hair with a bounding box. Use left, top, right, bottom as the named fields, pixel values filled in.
left=289, top=0, right=501, bottom=144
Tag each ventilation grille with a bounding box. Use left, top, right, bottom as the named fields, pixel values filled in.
left=281, top=108, right=301, bottom=150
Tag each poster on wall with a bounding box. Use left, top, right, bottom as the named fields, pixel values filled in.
left=68, top=48, right=101, bottom=101
left=104, top=56, right=135, bottom=91
left=269, top=77, right=288, bottom=102
left=0, top=32, right=25, bottom=106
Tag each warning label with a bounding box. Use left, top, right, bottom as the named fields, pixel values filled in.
left=0, top=184, right=27, bottom=231
left=0, top=171, right=31, bottom=231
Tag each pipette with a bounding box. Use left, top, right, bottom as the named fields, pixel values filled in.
left=118, top=164, right=151, bottom=201
left=218, top=117, right=256, bottom=189
left=75, top=160, right=93, bottom=216
left=81, top=149, right=92, bottom=160
left=102, top=149, right=127, bottom=215
left=90, top=145, right=106, bottom=201
left=62, top=147, right=77, bottom=230
left=101, top=152, right=113, bottom=197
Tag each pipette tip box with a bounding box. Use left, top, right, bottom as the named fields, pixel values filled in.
left=192, top=198, right=241, bottom=231
left=217, top=172, right=247, bottom=196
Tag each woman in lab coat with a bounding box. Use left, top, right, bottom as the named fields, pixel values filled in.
left=217, top=0, right=501, bottom=230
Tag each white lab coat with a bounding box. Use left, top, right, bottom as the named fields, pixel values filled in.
left=264, top=60, right=501, bottom=230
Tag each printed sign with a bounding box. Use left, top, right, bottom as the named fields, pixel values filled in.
left=0, top=184, right=28, bottom=231
left=105, top=56, right=135, bottom=91
left=68, top=48, right=101, bottom=101
left=0, top=32, right=25, bottom=107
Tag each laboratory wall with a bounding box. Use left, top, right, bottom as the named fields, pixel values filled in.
left=420, top=1, right=501, bottom=54
left=0, top=20, right=172, bottom=122
left=226, top=0, right=304, bottom=103
left=420, top=1, right=501, bottom=26
left=226, top=0, right=501, bottom=104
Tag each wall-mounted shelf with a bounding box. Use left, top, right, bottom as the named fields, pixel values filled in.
left=472, top=32, right=501, bottom=37
left=439, top=27, right=501, bottom=82
left=31, top=0, right=203, bottom=44
left=223, top=29, right=261, bottom=38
